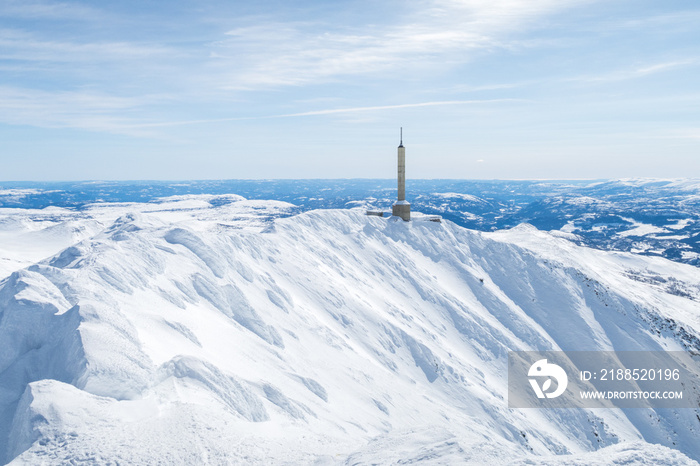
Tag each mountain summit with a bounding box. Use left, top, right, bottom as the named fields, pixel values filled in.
left=0, top=196, right=699, bottom=464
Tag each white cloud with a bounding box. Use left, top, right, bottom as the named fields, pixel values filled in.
left=664, top=128, right=700, bottom=140
left=635, top=60, right=695, bottom=76
left=616, top=9, right=700, bottom=31
left=0, top=84, right=524, bottom=135
left=0, top=0, right=590, bottom=134
left=0, top=0, right=101, bottom=21
left=0, top=29, right=174, bottom=63
left=0, top=86, right=161, bottom=136
left=122, top=98, right=525, bottom=128
left=209, top=0, right=589, bottom=90
left=568, top=59, right=697, bottom=83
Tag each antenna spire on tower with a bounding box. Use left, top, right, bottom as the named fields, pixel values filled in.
left=393, top=127, right=410, bottom=220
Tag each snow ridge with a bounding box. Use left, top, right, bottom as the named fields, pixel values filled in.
left=0, top=197, right=698, bottom=464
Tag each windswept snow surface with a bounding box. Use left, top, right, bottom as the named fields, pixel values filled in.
left=0, top=195, right=699, bottom=465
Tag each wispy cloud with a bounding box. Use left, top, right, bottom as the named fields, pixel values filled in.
left=280, top=99, right=524, bottom=116
left=664, top=128, right=700, bottom=140
left=635, top=60, right=695, bottom=76
left=126, top=99, right=526, bottom=128
left=0, top=0, right=101, bottom=21
left=0, top=29, right=174, bottom=63
left=0, top=86, right=162, bottom=136
left=616, top=9, right=700, bottom=31
left=208, top=0, right=591, bottom=90
left=0, top=0, right=597, bottom=137
left=0, top=0, right=589, bottom=91
left=443, top=81, right=537, bottom=94
left=568, top=59, right=697, bottom=83
left=0, top=86, right=524, bottom=135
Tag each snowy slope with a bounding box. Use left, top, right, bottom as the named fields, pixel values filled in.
left=0, top=196, right=699, bottom=464
left=0, top=207, right=103, bottom=279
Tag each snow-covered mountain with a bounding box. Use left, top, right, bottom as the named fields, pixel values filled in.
left=3, top=178, right=700, bottom=267
left=1, top=195, right=699, bottom=464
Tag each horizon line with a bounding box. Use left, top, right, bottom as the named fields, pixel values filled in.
left=2, top=177, right=697, bottom=184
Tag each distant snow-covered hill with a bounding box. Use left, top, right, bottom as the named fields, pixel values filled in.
left=0, top=196, right=699, bottom=464
left=2, top=178, right=699, bottom=266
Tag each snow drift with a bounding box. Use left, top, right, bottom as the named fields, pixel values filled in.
left=0, top=196, right=699, bottom=464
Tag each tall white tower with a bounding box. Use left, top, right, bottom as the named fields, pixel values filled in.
left=392, top=127, right=411, bottom=221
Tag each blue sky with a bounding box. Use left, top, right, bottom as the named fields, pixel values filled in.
left=0, top=0, right=698, bottom=180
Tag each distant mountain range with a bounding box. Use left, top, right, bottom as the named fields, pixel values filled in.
left=2, top=179, right=699, bottom=267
